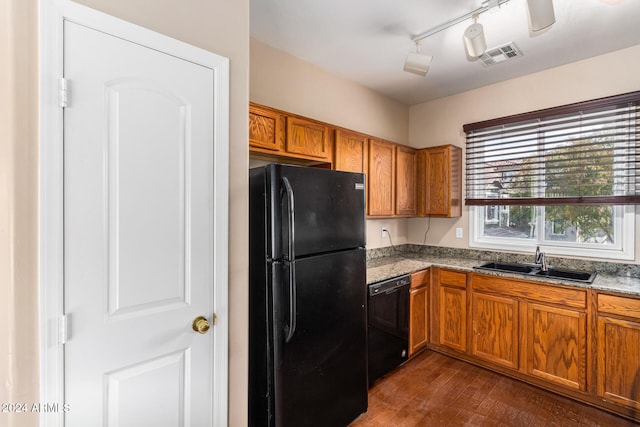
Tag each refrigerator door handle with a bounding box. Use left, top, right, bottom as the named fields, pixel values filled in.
left=282, top=177, right=297, bottom=342
left=284, top=262, right=297, bottom=343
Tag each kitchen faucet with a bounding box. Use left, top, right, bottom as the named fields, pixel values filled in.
left=534, top=246, right=548, bottom=272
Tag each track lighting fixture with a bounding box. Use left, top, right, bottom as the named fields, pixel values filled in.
left=527, top=0, right=556, bottom=32
left=403, top=40, right=433, bottom=76
left=402, top=0, right=555, bottom=75
left=463, top=15, right=487, bottom=57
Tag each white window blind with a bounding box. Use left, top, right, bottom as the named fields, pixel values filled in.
left=464, top=92, right=640, bottom=206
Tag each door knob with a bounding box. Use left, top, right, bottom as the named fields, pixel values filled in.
left=192, top=316, right=211, bottom=334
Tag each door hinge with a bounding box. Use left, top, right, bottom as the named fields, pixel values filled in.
left=60, top=314, right=69, bottom=344
left=59, top=77, right=69, bottom=108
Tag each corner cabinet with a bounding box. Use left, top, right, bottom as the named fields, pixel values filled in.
left=409, top=269, right=429, bottom=356
left=596, top=293, right=640, bottom=412
left=417, top=145, right=462, bottom=217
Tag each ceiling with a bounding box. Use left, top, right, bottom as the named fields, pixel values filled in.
left=250, top=0, right=640, bottom=106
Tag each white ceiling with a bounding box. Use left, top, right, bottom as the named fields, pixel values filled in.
left=250, top=0, right=640, bottom=105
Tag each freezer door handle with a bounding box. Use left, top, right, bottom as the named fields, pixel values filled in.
left=281, top=177, right=295, bottom=262
left=282, top=177, right=297, bottom=342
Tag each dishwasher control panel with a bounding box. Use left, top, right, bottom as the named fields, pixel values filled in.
left=368, top=275, right=410, bottom=296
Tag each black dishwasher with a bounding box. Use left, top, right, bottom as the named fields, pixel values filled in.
left=367, top=274, right=410, bottom=386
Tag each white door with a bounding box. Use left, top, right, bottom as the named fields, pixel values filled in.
left=63, top=20, right=216, bottom=426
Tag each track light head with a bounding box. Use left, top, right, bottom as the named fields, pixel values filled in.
left=404, top=52, right=433, bottom=76
left=527, top=0, right=556, bottom=32
left=404, top=41, right=432, bottom=76
left=464, top=22, right=487, bottom=57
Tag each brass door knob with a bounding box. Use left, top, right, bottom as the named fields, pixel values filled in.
left=192, top=316, right=211, bottom=334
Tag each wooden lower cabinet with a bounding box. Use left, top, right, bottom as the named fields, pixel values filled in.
left=429, top=270, right=639, bottom=422
left=525, top=303, right=587, bottom=391
left=436, top=269, right=467, bottom=353
left=409, top=269, right=429, bottom=356
left=597, top=316, right=640, bottom=410
left=439, top=286, right=466, bottom=352
left=597, top=293, right=640, bottom=412
left=471, top=292, right=518, bottom=369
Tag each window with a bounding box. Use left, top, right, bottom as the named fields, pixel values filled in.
left=464, top=92, right=639, bottom=260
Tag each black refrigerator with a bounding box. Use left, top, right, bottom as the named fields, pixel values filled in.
left=249, top=164, right=368, bottom=427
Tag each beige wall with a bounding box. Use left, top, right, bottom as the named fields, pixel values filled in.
left=407, top=44, right=640, bottom=262
left=1, top=0, right=39, bottom=426
left=251, top=39, right=409, bottom=144
left=250, top=38, right=412, bottom=249
left=2, top=0, right=250, bottom=426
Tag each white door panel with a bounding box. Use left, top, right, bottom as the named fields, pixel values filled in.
left=64, top=20, right=214, bottom=426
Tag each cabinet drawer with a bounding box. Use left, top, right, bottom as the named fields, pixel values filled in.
left=472, top=274, right=586, bottom=309
left=439, top=269, right=466, bottom=289
left=598, top=294, right=640, bottom=319
left=411, top=269, right=430, bottom=289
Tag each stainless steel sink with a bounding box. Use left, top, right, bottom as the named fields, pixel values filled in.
left=475, top=262, right=597, bottom=284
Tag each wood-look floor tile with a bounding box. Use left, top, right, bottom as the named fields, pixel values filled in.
left=350, top=350, right=639, bottom=427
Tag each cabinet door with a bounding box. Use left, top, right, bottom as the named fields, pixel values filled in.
left=526, top=303, right=587, bottom=391
left=427, top=146, right=448, bottom=215
left=395, top=146, right=417, bottom=216
left=409, top=286, right=429, bottom=356
left=597, top=316, right=640, bottom=410
left=439, top=285, right=467, bottom=352
left=367, top=139, right=396, bottom=216
left=334, top=129, right=367, bottom=174
left=249, top=104, right=284, bottom=152
left=286, top=116, right=331, bottom=160
left=472, top=292, right=518, bottom=369
left=417, top=145, right=462, bottom=217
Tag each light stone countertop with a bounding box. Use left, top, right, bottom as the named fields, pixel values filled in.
left=366, top=253, right=640, bottom=297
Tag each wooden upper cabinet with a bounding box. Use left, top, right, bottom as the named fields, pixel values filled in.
left=286, top=116, right=331, bottom=161
left=395, top=146, right=417, bottom=216
left=417, top=144, right=462, bottom=217
left=249, top=103, right=284, bottom=152
left=367, top=139, right=396, bottom=216
left=334, top=129, right=368, bottom=174
left=249, top=103, right=332, bottom=165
